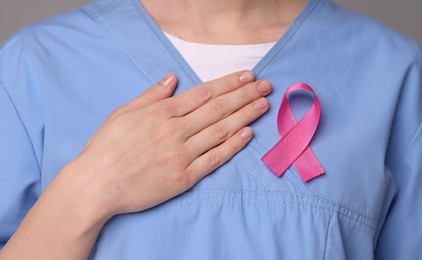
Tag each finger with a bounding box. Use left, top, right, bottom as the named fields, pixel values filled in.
left=186, top=127, right=253, bottom=184
left=169, top=70, right=254, bottom=116
left=185, top=97, right=269, bottom=159
left=125, top=73, right=178, bottom=110
left=181, top=80, right=271, bottom=136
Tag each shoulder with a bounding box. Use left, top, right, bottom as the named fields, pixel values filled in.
left=311, top=0, right=422, bottom=66
left=0, top=1, right=113, bottom=92
left=0, top=1, right=111, bottom=65
left=0, top=3, right=105, bottom=122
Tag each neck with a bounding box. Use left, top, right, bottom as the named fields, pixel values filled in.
left=140, top=0, right=308, bottom=45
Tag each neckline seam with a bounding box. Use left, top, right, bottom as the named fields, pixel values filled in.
left=84, top=0, right=322, bottom=86
left=163, top=32, right=278, bottom=47
left=134, top=0, right=321, bottom=83
left=82, top=3, right=156, bottom=84
left=131, top=0, right=202, bottom=84
left=253, top=0, right=321, bottom=78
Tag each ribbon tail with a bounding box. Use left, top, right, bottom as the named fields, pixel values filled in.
left=293, top=147, right=324, bottom=182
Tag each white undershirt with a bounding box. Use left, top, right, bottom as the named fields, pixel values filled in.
left=164, top=32, right=276, bottom=82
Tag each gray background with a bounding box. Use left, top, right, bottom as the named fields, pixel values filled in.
left=0, top=0, right=421, bottom=44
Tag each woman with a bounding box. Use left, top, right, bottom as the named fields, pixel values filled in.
left=0, top=0, right=421, bottom=259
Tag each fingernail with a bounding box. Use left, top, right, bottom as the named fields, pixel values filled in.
left=257, top=80, right=271, bottom=94
left=160, top=73, right=174, bottom=87
left=239, top=71, right=254, bottom=83
left=254, top=98, right=269, bottom=110
left=240, top=128, right=253, bottom=140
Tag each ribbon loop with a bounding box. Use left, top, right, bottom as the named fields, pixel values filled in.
left=262, top=83, right=324, bottom=182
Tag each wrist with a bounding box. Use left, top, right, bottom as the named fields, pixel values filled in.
left=0, top=161, right=110, bottom=259
left=52, top=160, right=113, bottom=233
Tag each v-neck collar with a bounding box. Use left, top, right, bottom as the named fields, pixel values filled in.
left=84, top=0, right=320, bottom=88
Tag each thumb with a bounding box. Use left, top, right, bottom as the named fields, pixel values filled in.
left=127, top=72, right=177, bottom=109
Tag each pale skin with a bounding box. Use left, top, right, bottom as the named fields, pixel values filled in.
left=0, top=0, right=307, bottom=259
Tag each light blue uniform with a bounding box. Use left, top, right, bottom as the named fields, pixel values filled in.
left=1, top=0, right=421, bottom=258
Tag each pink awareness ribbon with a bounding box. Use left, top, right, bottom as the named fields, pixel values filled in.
left=261, top=83, right=324, bottom=182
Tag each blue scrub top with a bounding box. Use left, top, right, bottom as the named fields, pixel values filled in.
left=1, top=0, right=421, bottom=259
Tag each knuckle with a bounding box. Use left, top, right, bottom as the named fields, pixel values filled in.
left=222, top=77, right=235, bottom=91
left=145, top=104, right=161, bottom=117
left=207, top=151, right=222, bottom=169
left=163, top=146, right=189, bottom=166
left=170, top=170, right=192, bottom=189
left=211, top=124, right=229, bottom=140
left=241, top=105, right=257, bottom=120
left=226, top=137, right=241, bottom=153
left=210, top=99, right=227, bottom=117
left=241, top=86, right=255, bottom=100
left=161, top=100, right=176, bottom=116
left=145, top=102, right=170, bottom=118
left=164, top=148, right=181, bottom=162
left=109, top=106, right=126, bottom=119
left=167, top=120, right=186, bottom=140
left=144, top=86, right=162, bottom=100
left=193, top=86, right=214, bottom=104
